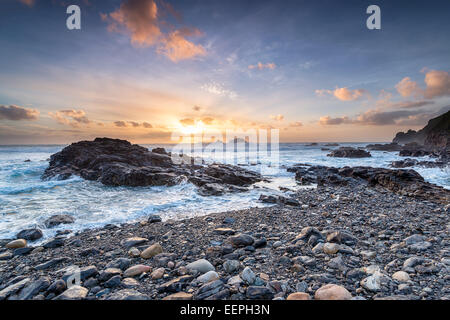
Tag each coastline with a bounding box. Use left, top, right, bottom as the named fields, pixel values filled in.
left=1, top=181, right=448, bottom=300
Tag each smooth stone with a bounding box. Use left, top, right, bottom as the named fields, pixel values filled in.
left=314, top=284, right=352, bottom=300
left=360, top=272, right=384, bottom=292
left=404, top=234, right=426, bottom=245
left=128, top=247, right=140, bottom=257
left=121, top=278, right=140, bottom=288
left=124, top=265, right=152, bottom=277
left=0, top=278, right=30, bottom=300
left=140, top=243, right=163, bottom=259
left=197, top=271, right=219, bottom=283
left=162, top=292, right=193, bottom=300
left=287, top=292, right=311, bottom=300
left=98, top=268, right=122, bottom=282
left=55, top=285, right=88, bottom=300
left=323, top=242, right=340, bottom=254
left=151, top=267, right=165, bottom=280
left=392, top=271, right=410, bottom=282
left=227, top=275, right=243, bottom=286
left=6, top=239, right=27, bottom=249
left=104, top=275, right=122, bottom=288
left=214, top=228, right=235, bottom=235
left=186, top=259, right=215, bottom=274
left=148, top=215, right=162, bottom=223
left=106, top=258, right=131, bottom=271
left=228, top=234, right=254, bottom=248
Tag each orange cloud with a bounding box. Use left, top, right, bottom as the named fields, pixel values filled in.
left=424, top=70, right=450, bottom=98
left=248, top=62, right=276, bottom=70
left=316, top=87, right=368, bottom=101
left=0, top=105, right=39, bottom=121
left=395, top=77, right=423, bottom=98
left=270, top=114, right=284, bottom=121
left=102, top=0, right=205, bottom=62
left=179, top=118, right=195, bottom=126
left=49, top=109, right=91, bottom=127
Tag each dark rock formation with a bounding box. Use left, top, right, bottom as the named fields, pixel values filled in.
left=366, top=143, right=402, bottom=151
left=327, top=147, right=371, bottom=158
left=42, top=138, right=262, bottom=195
left=390, top=159, right=447, bottom=169
left=393, top=110, right=449, bottom=149
left=288, top=165, right=449, bottom=204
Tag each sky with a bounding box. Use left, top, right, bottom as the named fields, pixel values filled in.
left=0, top=0, right=449, bottom=144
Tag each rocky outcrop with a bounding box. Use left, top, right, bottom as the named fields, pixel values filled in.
left=393, top=110, right=449, bottom=150
left=327, top=147, right=371, bottom=158
left=390, top=159, right=447, bottom=169
left=42, top=138, right=262, bottom=195
left=288, top=165, right=449, bottom=204
left=366, top=143, right=402, bottom=151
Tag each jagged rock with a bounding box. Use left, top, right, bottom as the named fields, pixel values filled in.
left=44, top=215, right=75, bottom=228
left=366, top=143, right=402, bottom=151
left=327, top=147, right=371, bottom=158
left=41, top=138, right=261, bottom=196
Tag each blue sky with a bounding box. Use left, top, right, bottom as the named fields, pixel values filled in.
left=0, top=0, right=449, bottom=144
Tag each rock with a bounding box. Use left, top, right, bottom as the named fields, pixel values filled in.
left=186, top=259, right=215, bottom=274
left=246, top=286, right=274, bottom=300
left=327, top=147, right=371, bottom=158
left=42, top=138, right=261, bottom=193
left=43, top=238, right=65, bottom=249
left=254, top=237, right=267, bottom=248
left=121, top=278, right=140, bottom=288
left=197, top=271, right=219, bottom=283
left=34, top=257, right=69, bottom=270
left=214, top=228, right=235, bottom=235
left=151, top=268, right=165, bottom=280
left=47, top=280, right=66, bottom=295
left=323, top=242, right=340, bottom=254
left=229, top=234, right=254, bottom=248
left=106, top=258, right=131, bottom=271
left=16, top=229, right=43, bottom=241
left=104, top=275, right=122, bottom=288
left=0, top=278, right=30, bottom=300
left=18, top=277, right=51, bottom=300
left=241, top=267, right=256, bottom=285
left=123, top=265, right=152, bottom=277
left=403, top=257, right=425, bottom=269
left=195, top=280, right=225, bottom=300
left=326, top=231, right=357, bottom=245
left=44, top=214, right=75, bottom=228
left=404, top=234, right=426, bottom=245
left=148, top=215, right=162, bottom=223
left=158, top=275, right=194, bottom=293
left=128, top=247, right=140, bottom=257
left=392, top=271, right=411, bottom=282
left=13, top=247, right=33, bottom=256
left=121, top=237, right=148, bottom=248
left=360, top=272, right=388, bottom=292
left=366, top=143, right=402, bottom=151
left=6, top=239, right=27, bottom=249
left=98, top=268, right=122, bottom=282
left=162, top=292, right=193, bottom=300
left=55, top=285, right=88, bottom=300
left=314, top=284, right=352, bottom=300
left=140, top=243, right=163, bottom=259
left=0, top=252, right=12, bottom=261
left=409, top=241, right=432, bottom=252
left=62, top=265, right=98, bottom=283
left=227, top=275, right=243, bottom=287
left=223, top=260, right=240, bottom=273
left=287, top=292, right=311, bottom=300
left=105, top=289, right=149, bottom=300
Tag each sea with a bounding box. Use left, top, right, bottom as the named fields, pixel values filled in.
left=0, top=143, right=448, bottom=241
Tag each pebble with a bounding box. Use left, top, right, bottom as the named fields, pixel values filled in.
left=223, top=260, right=240, bottom=273
left=287, top=292, right=311, bottom=300
left=197, top=271, right=219, bottom=283
left=323, top=242, right=340, bottom=254
left=121, top=278, right=140, bottom=288
left=123, top=265, right=152, bottom=277
left=16, top=229, right=43, bottom=241
left=162, top=292, right=193, bottom=300
left=392, top=271, right=410, bottom=282
left=314, top=284, right=352, bottom=300
left=241, top=267, right=256, bottom=285
left=122, top=237, right=148, bottom=248
left=151, top=268, right=165, bottom=280
left=229, top=234, right=254, bottom=248
left=140, top=243, right=163, bottom=259
left=186, top=259, right=215, bottom=274
left=6, top=239, right=27, bottom=249
left=55, top=286, right=88, bottom=300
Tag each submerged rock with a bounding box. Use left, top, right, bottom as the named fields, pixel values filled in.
left=327, top=147, right=371, bottom=158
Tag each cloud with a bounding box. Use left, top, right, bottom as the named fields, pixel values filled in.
left=248, top=62, right=276, bottom=70
left=102, top=0, right=205, bottom=62
left=143, top=122, right=153, bottom=128
left=0, top=105, right=39, bottom=121
left=18, top=0, right=35, bottom=7
left=395, top=77, right=423, bottom=98
left=201, top=117, right=214, bottom=125
left=114, top=120, right=128, bottom=127
left=49, top=109, right=91, bottom=127
left=315, top=87, right=368, bottom=101
left=289, top=121, right=303, bottom=127
left=319, top=106, right=449, bottom=127
left=319, top=116, right=353, bottom=125
left=200, top=82, right=237, bottom=99
left=424, top=70, right=450, bottom=98
left=179, top=118, right=195, bottom=126
left=193, top=105, right=202, bottom=112
left=270, top=114, right=284, bottom=121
